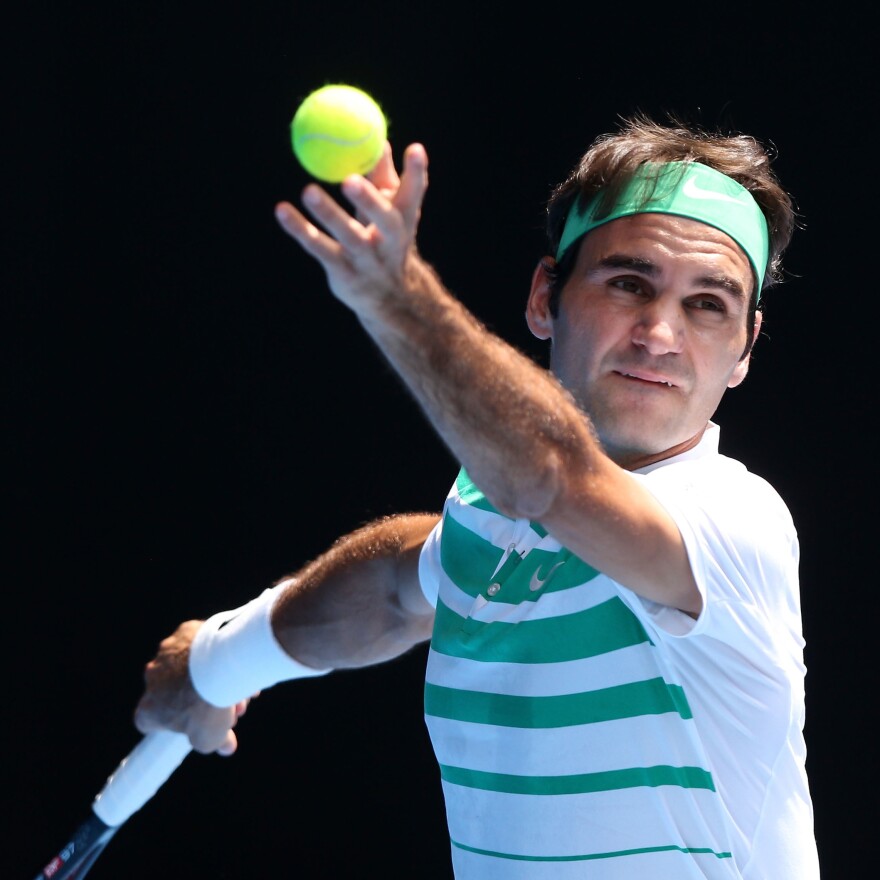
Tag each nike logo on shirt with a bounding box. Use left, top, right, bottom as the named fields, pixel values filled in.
left=529, top=560, right=565, bottom=591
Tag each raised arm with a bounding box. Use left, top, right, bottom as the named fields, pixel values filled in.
left=274, top=145, right=698, bottom=613
left=134, top=512, right=439, bottom=755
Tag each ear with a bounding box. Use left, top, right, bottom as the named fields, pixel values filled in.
left=727, top=311, right=763, bottom=388
left=526, top=259, right=555, bottom=340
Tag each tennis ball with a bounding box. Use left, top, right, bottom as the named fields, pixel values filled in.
left=290, top=84, right=387, bottom=183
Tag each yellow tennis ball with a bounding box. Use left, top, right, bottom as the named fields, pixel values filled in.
left=290, top=84, right=387, bottom=183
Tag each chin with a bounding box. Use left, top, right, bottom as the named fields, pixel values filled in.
left=596, top=419, right=682, bottom=462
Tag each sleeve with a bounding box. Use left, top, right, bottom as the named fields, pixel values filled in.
left=621, top=460, right=802, bottom=654
left=417, top=515, right=443, bottom=608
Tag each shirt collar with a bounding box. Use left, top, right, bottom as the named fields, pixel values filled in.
left=635, top=421, right=720, bottom=475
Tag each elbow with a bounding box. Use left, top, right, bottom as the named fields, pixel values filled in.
left=488, top=448, right=568, bottom=521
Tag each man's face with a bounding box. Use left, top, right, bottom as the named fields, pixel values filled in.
left=527, top=213, right=759, bottom=468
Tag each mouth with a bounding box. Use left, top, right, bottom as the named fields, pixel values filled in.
left=616, top=371, right=677, bottom=388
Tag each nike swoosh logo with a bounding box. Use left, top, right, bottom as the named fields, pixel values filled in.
left=529, top=559, right=565, bottom=591
left=218, top=613, right=240, bottom=630
left=682, top=177, right=746, bottom=206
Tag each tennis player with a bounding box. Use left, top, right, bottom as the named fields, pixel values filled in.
left=135, top=113, right=820, bottom=879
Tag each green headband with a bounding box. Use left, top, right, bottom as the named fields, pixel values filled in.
left=556, top=161, right=770, bottom=296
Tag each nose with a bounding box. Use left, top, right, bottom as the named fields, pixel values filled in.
left=631, top=299, right=683, bottom=355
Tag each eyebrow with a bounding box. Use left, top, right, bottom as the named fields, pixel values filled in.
left=587, top=254, right=748, bottom=301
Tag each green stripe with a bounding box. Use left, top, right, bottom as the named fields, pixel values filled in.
left=451, top=838, right=731, bottom=862
left=441, top=510, right=505, bottom=598
left=456, top=468, right=501, bottom=513
left=425, top=677, right=692, bottom=728
left=440, top=488, right=599, bottom=603
left=431, top=594, right=652, bottom=663
left=455, top=468, right=549, bottom=538
left=441, top=510, right=600, bottom=603
left=440, top=763, right=715, bottom=795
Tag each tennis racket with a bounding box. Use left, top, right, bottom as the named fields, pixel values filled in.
left=33, top=730, right=192, bottom=880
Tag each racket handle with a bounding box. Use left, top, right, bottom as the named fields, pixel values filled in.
left=92, top=731, right=192, bottom=827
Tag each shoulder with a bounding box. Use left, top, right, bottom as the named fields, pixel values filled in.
left=636, top=450, right=796, bottom=540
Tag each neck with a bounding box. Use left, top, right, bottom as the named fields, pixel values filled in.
left=612, top=424, right=709, bottom=471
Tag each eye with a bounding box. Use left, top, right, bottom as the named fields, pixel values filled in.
left=688, top=296, right=726, bottom=313
left=610, top=277, right=648, bottom=297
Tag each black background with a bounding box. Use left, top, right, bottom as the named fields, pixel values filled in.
left=9, top=5, right=873, bottom=878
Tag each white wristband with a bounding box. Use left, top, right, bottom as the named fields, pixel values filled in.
left=188, top=580, right=331, bottom=707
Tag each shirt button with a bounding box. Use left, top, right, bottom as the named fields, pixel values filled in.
left=487, top=583, right=500, bottom=597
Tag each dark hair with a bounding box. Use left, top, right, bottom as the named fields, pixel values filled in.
left=542, top=113, right=797, bottom=352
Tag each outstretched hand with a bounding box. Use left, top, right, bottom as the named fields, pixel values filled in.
left=134, top=620, right=251, bottom=756
left=274, top=141, right=429, bottom=315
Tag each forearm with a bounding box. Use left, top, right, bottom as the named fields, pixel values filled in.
left=357, top=256, right=598, bottom=520
left=135, top=513, right=438, bottom=751
left=275, top=155, right=599, bottom=524
left=357, top=274, right=693, bottom=605
left=269, top=511, right=438, bottom=670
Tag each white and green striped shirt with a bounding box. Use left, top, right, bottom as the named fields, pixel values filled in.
left=418, top=424, right=818, bottom=879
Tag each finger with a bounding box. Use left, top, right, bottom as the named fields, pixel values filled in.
left=216, top=729, right=238, bottom=757
left=276, top=185, right=375, bottom=258
left=133, top=702, right=157, bottom=735
left=395, top=143, right=429, bottom=234
left=274, top=198, right=347, bottom=263
left=301, top=182, right=385, bottom=252
left=187, top=714, right=237, bottom=755
left=367, top=141, right=400, bottom=197
left=338, top=175, right=404, bottom=248
left=356, top=142, right=398, bottom=226
left=340, top=144, right=427, bottom=242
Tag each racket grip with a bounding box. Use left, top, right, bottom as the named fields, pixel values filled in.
left=92, top=731, right=192, bottom=827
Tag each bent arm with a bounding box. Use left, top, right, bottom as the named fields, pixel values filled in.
left=275, top=150, right=696, bottom=613
left=358, top=260, right=696, bottom=613
left=271, top=512, right=439, bottom=669
left=135, top=512, right=439, bottom=754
